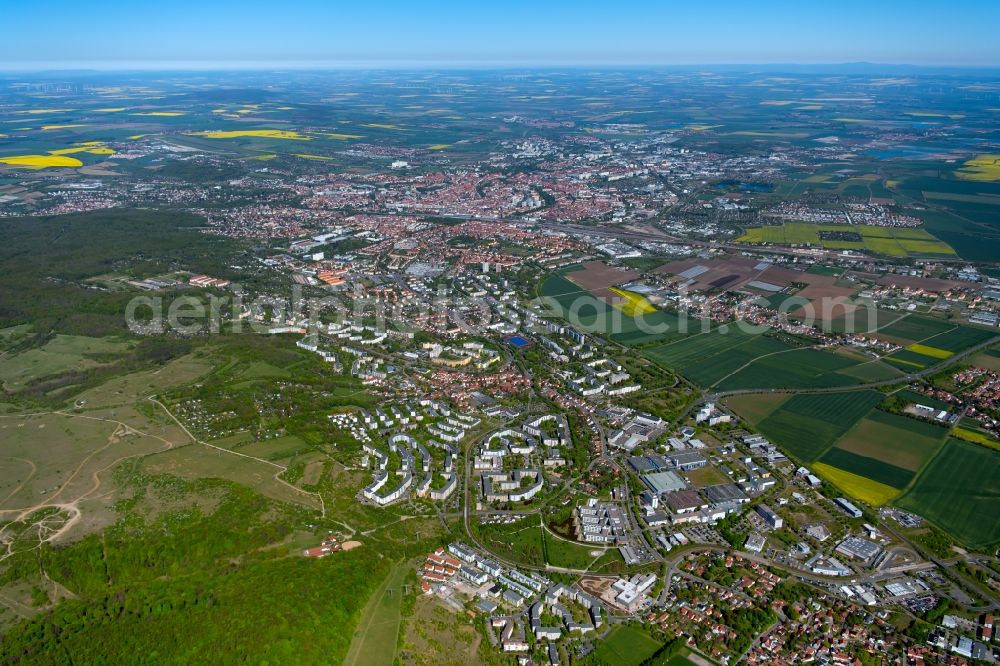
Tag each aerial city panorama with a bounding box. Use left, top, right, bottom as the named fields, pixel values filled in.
left=0, top=1, right=998, bottom=664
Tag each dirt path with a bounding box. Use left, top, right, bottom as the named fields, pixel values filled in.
left=0, top=409, right=184, bottom=555
left=0, top=457, right=36, bottom=504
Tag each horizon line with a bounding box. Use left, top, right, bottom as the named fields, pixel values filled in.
left=3, top=59, right=1000, bottom=74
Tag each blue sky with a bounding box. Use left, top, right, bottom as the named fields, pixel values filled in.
left=3, top=0, right=998, bottom=69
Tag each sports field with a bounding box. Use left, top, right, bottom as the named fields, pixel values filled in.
left=590, top=625, right=663, bottom=666
left=753, top=390, right=883, bottom=462
left=895, top=439, right=1000, bottom=548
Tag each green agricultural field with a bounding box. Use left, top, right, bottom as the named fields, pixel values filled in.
left=826, top=410, right=948, bottom=475
left=539, top=273, right=690, bottom=345
left=896, top=439, right=1000, bottom=548
left=818, top=448, right=914, bottom=490
left=825, top=308, right=905, bottom=336
left=836, top=360, right=905, bottom=382
left=876, top=315, right=954, bottom=345
left=920, top=325, right=998, bottom=353
left=716, top=347, right=862, bottom=391
left=755, top=390, right=883, bottom=462
left=885, top=349, right=934, bottom=370
left=722, top=393, right=789, bottom=426
left=737, top=222, right=954, bottom=257
left=968, top=349, right=1000, bottom=371
left=643, top=329, right=800, bottom=387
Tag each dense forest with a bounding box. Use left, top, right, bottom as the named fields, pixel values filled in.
left=0, top=472, right=391, bottom=664
left=0, top=209, right=243, bottom=337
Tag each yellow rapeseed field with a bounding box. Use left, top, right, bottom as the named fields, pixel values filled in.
left=951, top=427, right=1000, bottom=452
left=812, top=463, right=898, bottom=506
left=191, top=130, right=311, bottom=140
left=608, top=288, right=657, bottom=317
left=957, top=154, right=1000, bottom=182
left=0, top=139, right=115, bottom=168
left=905, top=343, right=953, bottom=359
left=0, top=155, right=84, bottom=168
left=14, top=108, right=75, bottom=115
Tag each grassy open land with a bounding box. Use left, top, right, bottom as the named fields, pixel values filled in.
left=399, top=597, right=486, bottom=666
left=812, top=462, right=900, bottom=506
left=829, top=410, right=949, bottom=473
left=0, top=335, right=133, bottom=391
left=588, top=625, right=663, bottom=666
left=70, top=353, right=214, bottom=408
left=143, top=443, right=321, bottom=511
left=754, top=391, right=883, bottom=462
left=722, top=393, right=788, bottom=426
left=475, top=519, right=603, bottom=570
left=0, top=407, right=185, bottom=514
left=685, top=465, right=730, bottom=488
left=737, top=222, right=955, bottom=257
left=344, top=563, right=409, bottom=666
left=623, top=385, right=698, bottom=424
left=896, top=439, right=1000, bottom=548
